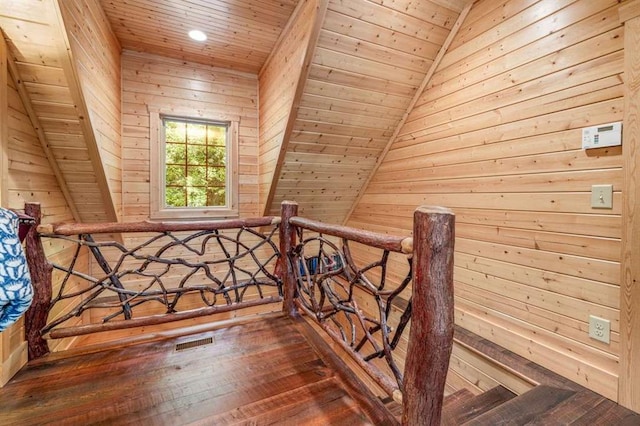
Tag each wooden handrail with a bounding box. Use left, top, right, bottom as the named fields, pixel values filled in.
left=24, top=200, right=455, bottom=425
left=39, top=216, right=280, bottom=235
left=289, top=216, right=413, bottom=254
left=23, top=204, right=283, bottom=356
left=280, top=201, right=456, bottom=426
left=47, top=297, right=280, bottom=339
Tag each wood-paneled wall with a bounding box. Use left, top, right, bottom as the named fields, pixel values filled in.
left=258, top=0, right=324, bottom=214
left=58, top=0, right=122, bottom=220
left=1, top=57, right=81, bottom=386
left=347, top=0, right=624, bottom=401
left=121, top=50, right=260, bottom=221
left=265, top=0, right=467, bottom=223
left=0, top=0, right=118, bottom=223
left=78, top=51, right=269, bottom=345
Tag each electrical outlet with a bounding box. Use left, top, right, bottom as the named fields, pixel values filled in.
left=589, top=315, right=610, bottom=344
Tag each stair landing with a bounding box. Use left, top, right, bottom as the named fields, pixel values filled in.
left=3, top=316, right=640, bottom=425
left=0, top=315, right=389, bottom=425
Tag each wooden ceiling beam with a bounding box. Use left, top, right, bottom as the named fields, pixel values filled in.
left=342, top=0, right=475, bottom=225
left=260, top=0, right=309, bottom=79
left=3, top=29, right=81, bottom=221
left=261, top=0, right=329, bottom=216
left=50, top=0, right=118, bottom=223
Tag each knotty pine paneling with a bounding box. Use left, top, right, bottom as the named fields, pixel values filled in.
left=266, top=0, right=466, bottom=224
left=73, top=50, right=268, bottom=346
left=121, top=50, right=259, bottom=222
left=58, top=0, right=122, bottom=220
left=99, top=0, right=299, bottom=73
left=259, top=0, right=322, bottom=213
left=1, top=0, right=118, bottom=223
left=347, top=0, right=624, bottom=401
left=2, top=69, right=83, bottom=384
left=619, top=0, right=640, bottom=412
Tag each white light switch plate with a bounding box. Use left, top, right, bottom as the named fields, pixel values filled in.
left=591, top=184, right=613, bottom=209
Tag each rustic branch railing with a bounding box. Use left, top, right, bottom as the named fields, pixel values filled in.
left=280, top=201, right=455, bottom=426
left=24, top=205, right=282, bottom=355
left=283, top=205, right=413, bottom=398
left=23, top=200, right=454, bottom=425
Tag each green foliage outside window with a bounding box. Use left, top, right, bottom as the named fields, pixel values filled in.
left=163, top=118, right=228, bottom=208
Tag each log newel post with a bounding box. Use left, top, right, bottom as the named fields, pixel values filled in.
left=402, top=206, right=455, bottom=426
left=23, top=203, right=52, bottom=359
left=280, top=201, right=299, bottom=318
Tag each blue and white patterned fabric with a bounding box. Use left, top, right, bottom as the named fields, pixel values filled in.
left=0, top=208, right=33, bottom=332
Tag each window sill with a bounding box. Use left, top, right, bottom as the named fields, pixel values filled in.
left=150, top=207, right=239, bottom=221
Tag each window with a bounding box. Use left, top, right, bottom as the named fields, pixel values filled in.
left=164, top=118, right=227, bottom=208
left=150, top=110, right=239, bottom=220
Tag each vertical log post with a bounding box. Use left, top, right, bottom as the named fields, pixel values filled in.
left=402, top=206, right=455, bottom=426
left=280, top=201, right=299, bottom=318
left=23, top=202, right=52, bottom=359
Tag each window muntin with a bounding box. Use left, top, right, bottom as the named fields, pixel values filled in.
left=149, top=108, right=239, bottom=220
left=162, top=118, right=229, bottom=208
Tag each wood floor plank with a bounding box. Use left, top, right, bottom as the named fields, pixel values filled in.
left=4, top=337, right=318, bottom=418
left=525, top=391, right=606, bottom=425
left=0, top=316, right=376, bottom=426
left=63, top=362, right=335, bottom=425
left=442, top=387, right=475, bottom=410
left=442, top=385, right=516, bottom=425
left=464, top=386, right=576, bottom=425
left=4, top=315, right=640, bottom=425
left=14, top=349, right=324, bottom=422
left=278, top=392, right=374, bottom=426
left=189, top=378, right=358, bottom=425
left=13, top=318, right=306, bottom=384
left=570, top=398, right=640, bottom=425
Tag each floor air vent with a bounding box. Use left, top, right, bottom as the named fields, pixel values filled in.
left=175, top=337, right=213, bottom=351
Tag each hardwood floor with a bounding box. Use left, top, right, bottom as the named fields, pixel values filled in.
left=445, top=326, right=640, bottom=426
left=2, top=316, right=640, bottom=425
left=0, top=315, right=381, bottom=425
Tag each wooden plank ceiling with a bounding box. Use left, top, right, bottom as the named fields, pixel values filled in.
left=265, top=0, right=470, bottom=222
left=2, top=0, right=469, bottom=224
left=0, top=0, right=118, bottom=223
left=97, top=0, right=472, bottom=224
left=99, top=0, right=300, bottom=74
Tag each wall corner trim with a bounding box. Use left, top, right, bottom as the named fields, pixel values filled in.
left=619, top=0, right=640, bottom=413
left=620, top=0, right=640, bottom=24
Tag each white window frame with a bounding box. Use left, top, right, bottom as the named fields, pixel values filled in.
left=149, top=107, right=239, bottom=220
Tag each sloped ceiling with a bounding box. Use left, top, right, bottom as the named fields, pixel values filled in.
left=269, top=0, right=470, bottom=223
left=98, top=0, right=471, bottom=224
left=0, top=0, right=119, bottom=223
left=265, top=0, right=471, bottom=223
left=2, top=0, right=471, bottom=224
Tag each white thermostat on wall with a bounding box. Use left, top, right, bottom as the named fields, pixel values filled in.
left=582, top=122, right=622, bottom=149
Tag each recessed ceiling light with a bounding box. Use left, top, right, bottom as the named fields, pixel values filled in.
left=189, top=30, right=207, bottom=42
